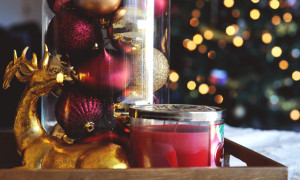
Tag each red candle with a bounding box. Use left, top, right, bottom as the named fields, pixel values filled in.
left=130, top=124, right=210, bottom=168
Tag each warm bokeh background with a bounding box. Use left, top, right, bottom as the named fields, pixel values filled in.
left=0, top=0, right=299, bottom=131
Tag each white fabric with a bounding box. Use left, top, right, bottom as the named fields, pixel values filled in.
left=225, top=125, right=300, bottom=180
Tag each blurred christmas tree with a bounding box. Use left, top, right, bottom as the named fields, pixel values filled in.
left=170, top=0, right=300, bottom=131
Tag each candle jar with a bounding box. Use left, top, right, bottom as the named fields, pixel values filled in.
left=129, top=104, right=225, bottom=168
left=40, top=0, right=170, bottom=140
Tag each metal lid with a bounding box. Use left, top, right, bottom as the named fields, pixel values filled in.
left=129, top=104, right=225, bottom=122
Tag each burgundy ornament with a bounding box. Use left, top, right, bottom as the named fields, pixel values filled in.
left=154, top=0, right=168, bottom=17
left=74, top=0, right=122, bottom=17
left=46, top=10, right=102, bottom=64
left=47, top=0, right=72, bottom=13
left=55, top=89, right=113, bottom=139
left=76, top=49, right=131, bottom=94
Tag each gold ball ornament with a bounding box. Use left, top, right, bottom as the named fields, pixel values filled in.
left=74, top=0, right=122, bottom=17
left=109, top=6, right=156, bottom=53
left=129, top=48, right=169, bottom=92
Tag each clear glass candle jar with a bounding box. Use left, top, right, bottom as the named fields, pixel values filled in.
left=41, top=0, right=170, bottom=140
left=129, top=104, right=225, bottom=168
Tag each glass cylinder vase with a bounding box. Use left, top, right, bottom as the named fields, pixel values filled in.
left=41, top=0, right=170, bottom=140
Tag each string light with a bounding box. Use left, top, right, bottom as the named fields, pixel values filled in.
left=193, top=34, right=203, bottom=45
left=170, top=71, right=179, bottom=82
left=250, top=9, right=260, bottom=20
left=271, top=46, right=282, bottom=57
left=224, top=0, right=234, bottom=8
left=215, top=95, right=224, bottom=104
left=292, top=71, right=300, bottom=81
left=204, top=30, right=214, bottom=40
left=283, top=12, right=292, bottom=23
left=272, top=15, right=281, bottom=25
left=269, top=0, right=280, bottom=9
left=290, top=110, right=300, bottom=121
left=199, top=84, right=209, bottom=94
left=262, top=32, right=272, bottom=44
left=279, top=60, right=289, bottom=70
left=233, top=36, right=244, bottom=47
left=187, top=81, right=197, bottom=90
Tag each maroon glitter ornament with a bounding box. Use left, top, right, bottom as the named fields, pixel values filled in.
left=154, top=0, right=168, bottom=17
left=55, top=88, right=113, bottom=139
left=47, top=0, right=72, bottom=13
left=76, top=49, right=131, bottom=94
left=46, top=10, right=102, bottom=64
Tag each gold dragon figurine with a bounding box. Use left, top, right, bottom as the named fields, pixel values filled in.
left=3, top=46, right=129, bottom=169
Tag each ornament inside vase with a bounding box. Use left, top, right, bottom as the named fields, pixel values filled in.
left=55, top=88, right=114, bottom=139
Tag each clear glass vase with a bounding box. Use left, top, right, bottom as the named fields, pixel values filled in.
left=41, top=0, right=170, bottom=140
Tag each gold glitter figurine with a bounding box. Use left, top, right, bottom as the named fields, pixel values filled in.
left=3, top=45, right=129, bottom=169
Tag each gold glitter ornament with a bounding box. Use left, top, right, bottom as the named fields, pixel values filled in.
left=109, top=6, right=156, bottom=53
left=129, top=48, right=169, bottom=92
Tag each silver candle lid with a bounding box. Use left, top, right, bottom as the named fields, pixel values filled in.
left=129, top=104, right=225, bottom=122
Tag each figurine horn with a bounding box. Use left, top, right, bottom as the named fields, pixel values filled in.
left=31, top=53, right=38, bottom=68
left=40, top=45, right=49, bottom=70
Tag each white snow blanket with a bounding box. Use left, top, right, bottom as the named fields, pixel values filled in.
left=225, top=125, right=300, bottom=180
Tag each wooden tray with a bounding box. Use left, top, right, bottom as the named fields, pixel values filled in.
left=0, top=132, right=287, bottom=180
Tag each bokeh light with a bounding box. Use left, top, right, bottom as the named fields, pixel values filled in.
left=204, top=30, right=214, bottom=40
left=251, top=0, right=259, bottom=3
left=226, top=25, right=236, bottom=36
left=224, top=0, right=234, bottom=8
left=262, top=32, right=272, bottom=44
left=269, top=0, right=280, bottom=9
left=215, top=95, right=224, bottom=104
left=187, top=41, right=197, bottom=51
left=292, top=71, right=300, bottom=81
left=283, top=12, right=292, bottom=23
left=290, top=110, right=300, bottom=121
left=242, top=31, right=251, bottom=40
left=233, top=36, right=244, bottom=47
left=187, top=81, right=197, bottom=90
left=209, top=85, right=217, bottom=94
left=279, top=60, right=289, bottom=70
left=271, top=46, right=282, bottom=57
left=170, top=71, right=179, bottom=82
left=208, top=51, right=216, bottom=59
left=190, top=18, right=199, bottom=27
left=218, top=40, right=227, bottom=48
left=191, top=9, right=201, bottom=18
left=272, top=15, right=281, bottom=25
left=193, top=34, right=203, bottom=45
left=198, top=44, right=207, bottom=54
left=199, top=84, right=209, bottom=94
left=232, top=9, right=240, bottom=18
left=291, top=49, right=300, bottom=58
left=183, top=39, right=190, bottom=48
left=250, top=9, right=260, bottom=20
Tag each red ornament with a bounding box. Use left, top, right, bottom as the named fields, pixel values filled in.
left=74, top=0, right=122, bottom=17
left=155, top=0, right=168, bottom=17
left=47, top=0, right=72, bottom=13
left=76, top=49, right=131, bottom=94
left=55, top=88, right=113, bottom=139
left=46, top=10, right=102, bottom=63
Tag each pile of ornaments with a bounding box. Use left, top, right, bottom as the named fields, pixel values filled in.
left=46, top=0, right=170, bottom=141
